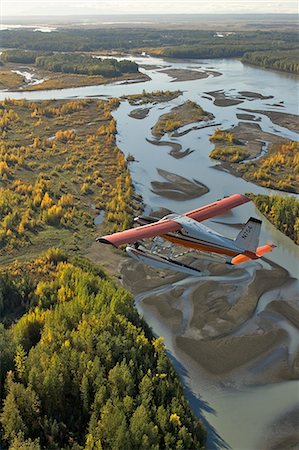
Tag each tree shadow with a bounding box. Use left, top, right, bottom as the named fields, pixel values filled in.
left=166, top=350, right=231, bottom=450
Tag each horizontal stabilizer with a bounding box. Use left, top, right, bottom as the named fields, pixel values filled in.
left=234, top=217, right=261, bottom=253
left=231, top=244, right=276, bottom=265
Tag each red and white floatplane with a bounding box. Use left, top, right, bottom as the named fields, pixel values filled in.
left=97, top=194, right=276, bottom=277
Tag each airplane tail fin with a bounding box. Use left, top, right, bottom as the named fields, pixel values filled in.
left=230, top=243, right=277, bottom=265
left=234, top=217, right=262, bottom=253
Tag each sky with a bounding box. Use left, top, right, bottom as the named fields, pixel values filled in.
left=1, top=0, right=298, bottom=17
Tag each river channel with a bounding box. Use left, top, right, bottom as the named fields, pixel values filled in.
left=2, top=56, right=298, bottom=450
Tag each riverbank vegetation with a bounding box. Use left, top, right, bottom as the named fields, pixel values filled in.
left=209, top=130, right=298, bottom=192
left=241, top=49, right=299, bottom=74
left=0, top=250, right=206, bottom=449
left=252, top=195, right=299, bottom=243
left=35, top=53, right=138, bottom=76
left=1, top=50, right=138, bottom=76
left=0, top=97, right=140, bottom=263
left=152, top=100, right=213, bottom=138
left=238, top=141, right=299, bottom=193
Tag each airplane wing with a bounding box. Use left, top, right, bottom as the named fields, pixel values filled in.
left=97, top=193, right=250, bottom=247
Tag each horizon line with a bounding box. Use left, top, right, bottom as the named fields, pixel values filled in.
left=2, top=12, right=298, bottom=16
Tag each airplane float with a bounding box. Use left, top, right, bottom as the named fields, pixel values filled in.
left=97, top=194, right=276, bottom=277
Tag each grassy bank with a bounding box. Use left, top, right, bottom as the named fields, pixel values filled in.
left=0, top=69, right=25, bottom=90
left=209, top=128, right=250, bottom=162
left=238, top=141, right=299, bottom=193
left=0, top=97, right=141, bottom=263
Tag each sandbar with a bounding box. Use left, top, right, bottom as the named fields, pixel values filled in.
left=159, top=68, right=222, bottom=82
left=238, top=91, right=274, bottom=100
left=236, top=113, right=261, bottom=121
left=205, top=90, right=244, bottom=107
left=129, top=107, right=150, bottom=119
left=146, top=137, right=194, bottom=159
left=151, top=168, right=209, bottom=200
left=239, top=108, right=299, bottom=133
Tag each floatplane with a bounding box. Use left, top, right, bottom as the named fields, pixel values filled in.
left=97, top=194, right=276, bottom=277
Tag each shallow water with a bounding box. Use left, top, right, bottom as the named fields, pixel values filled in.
left=2, top=55, right=299, bottom=450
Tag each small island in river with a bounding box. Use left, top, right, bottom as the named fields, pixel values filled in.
left=152, top=100, right=214, bottom=138
left=159, top=68, right=221, bottom=82
left=122, top=89, right=182, bottom=105
left=151, top=169, right=209, bottom=200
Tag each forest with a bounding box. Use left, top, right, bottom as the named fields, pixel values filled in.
left=0, top=250, right=206, bottom=449
left=252, top=195, right=299, bottom=244
left=241, top=49, right=299, bottom=74
left=1, top=51, right=138, bottom=77
left=0, top=28, right=298, bottom=73
left=0, top=29, right=297, bottom=53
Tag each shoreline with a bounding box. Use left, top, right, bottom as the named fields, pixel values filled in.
left=0, top=63, right=150, bottom=91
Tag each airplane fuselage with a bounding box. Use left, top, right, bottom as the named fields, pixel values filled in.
left=136, top=215, right=257, bottom=259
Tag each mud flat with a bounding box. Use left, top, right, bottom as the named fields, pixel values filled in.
left=120, top=253, right=299, bottom=383
left=205, top=90, right=244, bottom=107
left=236, top=113, right=261, bottom=121
left=129, top=107, right=150, bottom=119
left=151, top=168, right=209, bottom=200
left=146, top=137, right=194, bottom=159
left=177, top=330, right=286, bottom=375
left=230, top=122, right=287, bottom=156
left=239, top=108, right=299, bottom=133
left=238, top=91, right=274, bottom=100
left=160, top=68, right=222, bottom=82
left=269, top=300, right=299, bottom=329
left=264, top=407, right=299, bottom=450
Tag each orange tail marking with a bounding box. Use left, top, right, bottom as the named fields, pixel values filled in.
left=231, top=244, right=276, bottom=265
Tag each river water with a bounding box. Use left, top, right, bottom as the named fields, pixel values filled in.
left=1, top=56, right=298, bottom=449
